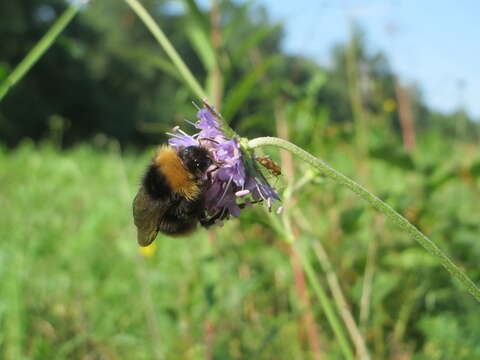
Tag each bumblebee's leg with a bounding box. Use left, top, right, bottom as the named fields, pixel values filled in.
left=199, top=207, right=228, bottom=228
left=200, top=200, right=266, bottom=228
left=199, top=214, right=217, bottom=228
left=238, top=199, right=262, bottom=209
left=199, top=200, right=265, bottom=228
left=206, top=166, right=219, bottom=182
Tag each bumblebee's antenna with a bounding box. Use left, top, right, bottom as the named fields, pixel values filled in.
left=198, top=137, right=220, bottom=145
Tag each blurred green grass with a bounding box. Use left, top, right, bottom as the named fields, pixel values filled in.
left=1, top=138, right=479, bottom=359
left=0, top=141, right=305, bottom=359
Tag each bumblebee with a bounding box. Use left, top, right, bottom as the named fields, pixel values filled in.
left=132, top=145, right=220, bottom=246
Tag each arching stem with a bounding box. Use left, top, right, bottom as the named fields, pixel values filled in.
left=248, top=136, right=480, bottom=302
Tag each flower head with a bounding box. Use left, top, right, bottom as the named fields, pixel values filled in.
left=167, top=102, right=280, bottom=224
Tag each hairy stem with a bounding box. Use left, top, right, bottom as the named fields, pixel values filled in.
left=0, top=2, right=82, bottom=102
left=248, top=136, right=480, bottom=302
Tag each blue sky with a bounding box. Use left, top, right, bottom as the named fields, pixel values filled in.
left=254, top=0, right=480, bottom=119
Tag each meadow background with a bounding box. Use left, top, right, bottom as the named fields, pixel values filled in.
left=1, top=0, right=480, bottom=359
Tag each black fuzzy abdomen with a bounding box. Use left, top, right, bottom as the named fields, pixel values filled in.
left=143, top=164, right=172, bottom=200
left=159, top=195, right=205, bottom=235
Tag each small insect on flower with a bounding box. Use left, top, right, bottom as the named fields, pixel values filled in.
left=132, top=100, right=280, bottom=246
left=255, top=156, right=282, bottom=177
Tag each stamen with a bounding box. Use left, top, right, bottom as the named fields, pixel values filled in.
left=178, top=128, right=190, bottom=137
left=216, top=175, right=233, bottom=207
left=191, top=101, right=201, bottom=110
left=183, top=119, right=197, bottom=128
left=235, top=190, right=250, bottom=197
left=165, top=132, right=181, bottom=138
left=256, top=183, right=267, bottom=201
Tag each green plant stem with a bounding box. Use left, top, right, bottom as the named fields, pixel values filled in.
left=124, top=0, right=207, bottom=100
left=267, top=211, right=354, bottom=359
left=298, top=245, right=355, bottom=360
left=310, top=239, right=370, bottom=360
left=125, top=0, right=236, bottom=137
left=0, top=3, right=82, bottom=102
left=346, top=22, right=367, bottom=154
left=248, top=136, right=480, bottom=302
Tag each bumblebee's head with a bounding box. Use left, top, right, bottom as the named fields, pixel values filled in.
left=179, top=146, right=213, bottom=178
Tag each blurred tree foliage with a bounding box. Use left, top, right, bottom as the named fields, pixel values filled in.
left=0, top=0, right=478, bottom=148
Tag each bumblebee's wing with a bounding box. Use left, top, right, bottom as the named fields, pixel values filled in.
left=132, top=187, right=166, bottom=247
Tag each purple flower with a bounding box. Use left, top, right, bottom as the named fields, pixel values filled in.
left=167, top=102, right=280, bottom=225
left=214, top=138, right=246, bottom=187
left=167, top=127, right=199, bottom=148
left=197, top=108, right=224, bottom=139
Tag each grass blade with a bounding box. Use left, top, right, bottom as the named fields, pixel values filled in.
left=233, top=24, right=280, bottom=61
left=298, top=245, right=355, bottom=360
left=182, top=0, right=217, bottom=71
left=125, top=0, right=207, bottom=99
left=0, top=2, right=82, bottom=102
left=222, top=55, right=277, bottom=121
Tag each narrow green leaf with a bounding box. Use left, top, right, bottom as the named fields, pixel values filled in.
left=223, top=56, right=278, bottom=121
left=185, top=23, right=217, bottom=71
left=182, top=0, right=210, bottom=32
left=233, top=24, right=280, bottom=61
left=471, top=160, right=480, bottom=178
left=0, top=2, right=82, bottom=101
left=222, top=2, right=250, bottom=42
left=369, top=144, right=415, bottom=171
left=182, top=0, right=217, bottom=71
left=116, top=47, right=183, bottom=81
